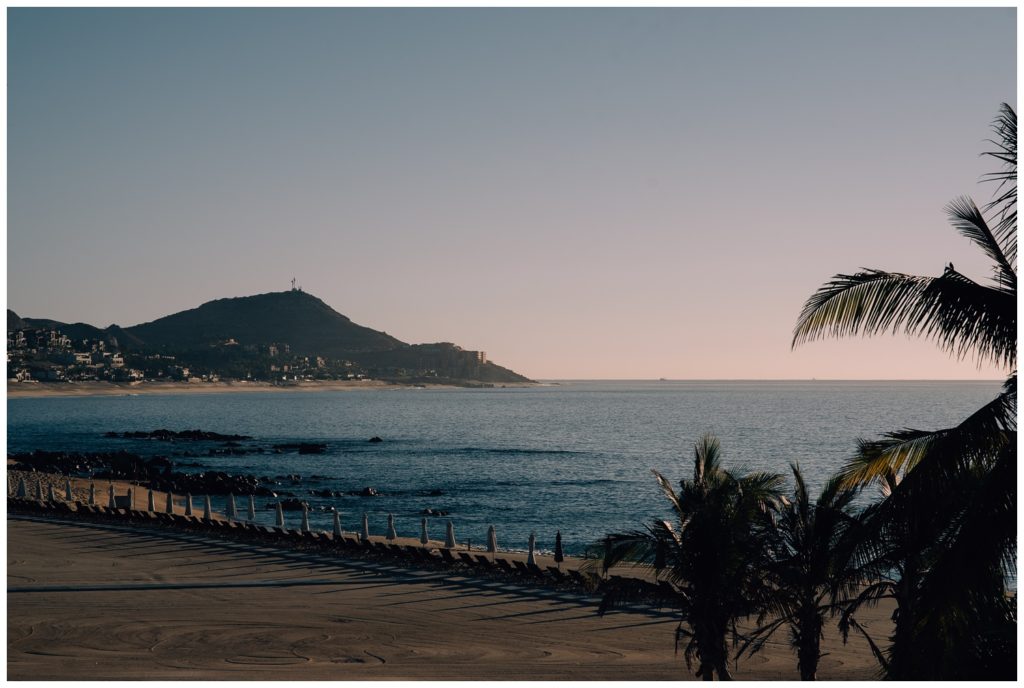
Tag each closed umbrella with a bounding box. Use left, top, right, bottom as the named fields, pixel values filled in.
left=487, top=525, right=497, bottom=554
left=301, top=505, right=310, bottom=533
left=108, top=485, right=116, bottom=509
left=47, top=484, right=57, bottom=502
left=527, top=531, right=537, bottom=567
left=127, top=487, right=134, bottom=509
left=65, top=478, right=73, bottom=502
left=88, top=482, right=96, bottom=506
left=226, top=494, right=237, bottom=520
left=203, top=495, right=212, bottom=520
left=333, top=510, right=342, bottom=538
left=420, top=518, right=429, bottom=545
left=444, top=520, right=457, bottom=549
left=147, top=489, right=155, bottom=512
left=184, top=493, right=193, bottom=516
left=275, top=502, right=285, bottom=528
left=165, top=491, right=174, bottom=514
left=554, top=531, right=564, bottom=570
left=16, top=478, right=26, bottom=498
left=361, top=513, right=370, bottom=541
left=247, top=495, right=256, bottom=521
left=35, top=480, right=44, bottom=501
left=386, top=513, right=397, bottom=541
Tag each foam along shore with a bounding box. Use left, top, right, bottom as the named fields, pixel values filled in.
left=7, top=378, right=538, bottom=399
left=8, top=512, right=892, bottom=680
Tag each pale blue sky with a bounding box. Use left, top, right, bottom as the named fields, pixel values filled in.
left=8, top=8, right=1016, bottom=379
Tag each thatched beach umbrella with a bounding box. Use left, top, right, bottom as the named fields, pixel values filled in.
left=444, top=520, right=457, bottom=549
left=35, top=480, right=44, bottom=501
left=487, top=525, right=497, bottom=554
left=165, top=491, right=174, bottom=514
left=203, top=495, right=212, bottom=520
left=226, top=494, right=237, bottom=520
left=247, top=495, right=256, bottom=521
left=47, top=484, right=57, bottom=502
left=16, top=478, right=27, bottom=498
left=386, top=513, right=397, bottom=541
left=275, top=502, right=285, bottom=528
left=333, top=510, right=342, bottom=538
left=361, top=513, right=370, bottom=541
left=420, top=518, right=429, bottom=545
left=527, top=531, right=537, bottom=567
left=65, top=478, right=73, bottom=502
left=554, top=531, right=564, bottom=570
left=147, top=489, right=155, bottom=512
left=108, top=484, right=116, bottom=509
left=301, top=505, right=310, bottom=533
left=184, top=493, right=193, bottom=516
left=88, top=482, right=96, bottom=506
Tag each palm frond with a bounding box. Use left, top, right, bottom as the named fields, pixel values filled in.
left=840, top=380, right=1015, bottom=487
left=793, top=268, right=1015, bottom=369
left=981, top=104, right=1016, bottom=268
left=945, top=195, right=1015, bottom=284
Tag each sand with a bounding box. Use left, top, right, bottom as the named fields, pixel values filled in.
left=6, top=511, right=893, bottom=680
left=7, top=379, right=536, bottom=399
left=8, top=379, right=396, bottom=398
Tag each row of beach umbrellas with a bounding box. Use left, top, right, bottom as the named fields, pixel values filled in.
left=10, top=476, right=567, bottom=563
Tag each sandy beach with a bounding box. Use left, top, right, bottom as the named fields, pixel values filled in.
left=8, top=379, right=406, bottom=399
left=7, top=379, right=538, bottom=399
left=7, top=497, right=892, bottom=680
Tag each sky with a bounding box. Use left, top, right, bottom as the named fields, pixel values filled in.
left=7, top=8, right=1016, bottom=380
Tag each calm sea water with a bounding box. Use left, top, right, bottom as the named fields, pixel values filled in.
left=6, top=380, right=1002, bottom=556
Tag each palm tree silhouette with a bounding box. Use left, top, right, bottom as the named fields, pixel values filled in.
left=595, top=434, right=783, bottom=680
left=792, top=104, right=1016, bottom=679
left=739, top=465, right=868, bottom=680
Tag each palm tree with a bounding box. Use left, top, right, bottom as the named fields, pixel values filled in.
left=791, top=104, right=1016, bottom=679
left=738, top=465, right=867, bottom=680
left=595, top=434, right=783, bottom=680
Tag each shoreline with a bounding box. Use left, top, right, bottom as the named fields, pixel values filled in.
left=7, top=379, right=536, bottom=399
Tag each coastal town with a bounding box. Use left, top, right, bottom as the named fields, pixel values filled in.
left=6, top=324, right=369, bottom=384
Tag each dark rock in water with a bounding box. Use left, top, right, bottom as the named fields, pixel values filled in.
left=368, top=436, right=383, bottom=443
left=276, top=498, right=309, bottom=511
left=422, top=508, right=449, bottom=517
left=427, top=489, right=444, bottom=497
left=272, top=443, right=327, bottom=454
left=358, top=487, right=379, bottom=497
left=103, top=431, right=119, bottom=438
left=309, top=474, right=330, bottom=481
left=310, top=488, right=343, bottom=498
left=112, top=429, right=253, bottom=442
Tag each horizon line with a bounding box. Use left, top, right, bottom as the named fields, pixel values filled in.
left=534, top=378, right=1005, bottom=382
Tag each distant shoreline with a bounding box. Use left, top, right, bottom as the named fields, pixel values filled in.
left=7, top=379, right=537, bottom=399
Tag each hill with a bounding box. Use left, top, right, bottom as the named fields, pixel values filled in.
left=9, top=292, right=531, bottom=384
left=125, top=291, right=404, bottom=356
left=8, top=310, right=115, bottom=344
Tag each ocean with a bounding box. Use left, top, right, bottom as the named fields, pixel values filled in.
left=6, top=380, right=1002, bottom=556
